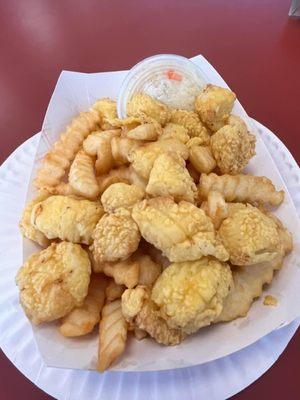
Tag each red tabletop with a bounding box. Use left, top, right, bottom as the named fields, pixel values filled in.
left=0, top=1, right=299, bottom=399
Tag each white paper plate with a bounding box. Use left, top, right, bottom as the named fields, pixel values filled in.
left=0, top=120, right=299, bottom=400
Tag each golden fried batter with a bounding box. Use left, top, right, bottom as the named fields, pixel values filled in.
left=98, top=299, right=128, bottom=372
left=132, top=197, right=229, bottom=262
left=127, top=93, right=171, bottom=125
left=199, top=173, right=284, bottom=206
left=188, top=144, right=216, bottom=174
left=201, top=191, right=229, bottom=229
left=152, top=259, right=233, bottom=334
left=16, top=242, right=91, bottom=324
left=122, top=286, right=185, bottom=345
left=146, top=153, right=197, bottom=203
left=97, top=166, right=147, bottom=194
left=91, top=208, right=141, bottom=264
left=263, top=295, right=278, bottom=307
left=159, top=123, right=190, bottom=143
left=170, top=108, right=210, bottom=142
left=31, top=195, right=104, bottom=245
left=94, top=130, right=121, bottom=174
left=83, top=130, right=103, bottom=156
left=69, top=150, right=100, bottom=199
left=217, top=217, right=292, bottom=321
left=93, top=98, right=118, bottom=127
left=210, top=122, right=256, bottom=174
left=59, top=275, right=107, bottom=337
left=218, top=204, right=281, bottom=265
left=195, top=84, right=236, bottom=131
left=100, top=258, right=139, bottom=288
left=111, top=136, right=141, bottom=165
left=125, top=123, right=161, bottom=141
left=19, top=191, right=50, bottom=246
left=134, top=253, right=162, bottom=286
left=129, top=139, right=189, bottom=180
left=101, top=183, right=145, bottom=213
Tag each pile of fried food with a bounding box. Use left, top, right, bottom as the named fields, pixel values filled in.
left=17, top=84, right=293, bottom=372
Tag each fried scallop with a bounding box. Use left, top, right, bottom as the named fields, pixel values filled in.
left=129, top=139, right=188, bottom=180
left=195, top=84, right=236, bottom=131
left=170, top=108, right=210, bottom=142
left=19, top=191, right=50, bottom=246
left=159, top=123, right=190, bottom=143
left=127, top=93, right=170, bottom=125
left=210, top=120, right=256, bottom=174
left=146, top=153, right=197, bottom=203
left=91, top=208, right=141, bottom=264
left=16, top=242, right=91, bottom=324
left=218, top=204, right=281, bottom=265
left=31, top=195, right=104, bottom=245
left=151, top=258, right=233, bottom=334
left=101, top=182, right=145, bottom=213
left=132, top=197, right=229, bottom=262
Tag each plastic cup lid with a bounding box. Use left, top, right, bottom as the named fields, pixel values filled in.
left=117, top=54, right=208, bottom=118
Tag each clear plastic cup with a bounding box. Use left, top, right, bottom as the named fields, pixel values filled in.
left=117, top=54, right=209, bottom=118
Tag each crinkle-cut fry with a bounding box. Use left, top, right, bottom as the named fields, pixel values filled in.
left=122, top=286, right=185, bottom=345
left=106, top=280, right=126, bottom=302
left=216, top=255, right=284, bottom=323
left=83, top=130, right=103, bottom=155
left=97, top=166, right=147, bottom=194
left=98, top=299, right=128, bottom=372
left=202, top=191, right=228, bottom=229
left=94, top=130, right=120, bottom=175
left=189, top=145, right=216, bottom=174
left=125, top=123, right=160, bottom=141
left=101, top=259, right=140, bottom=288
left=111, top=136, right=140, bottom=165
left=199, top=173, right=284, bottom=206
left=35, top=109, right=100, bottom=189
left=83, top=129, right=120, bottom=156
left=69, top=150, right=100, bottom=199
left=59, top=275, right=108, bottom=337
left=19, top=191, right=50, bottom=247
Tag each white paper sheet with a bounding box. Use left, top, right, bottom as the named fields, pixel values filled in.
left=23, top=55, right=300, bottom=371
